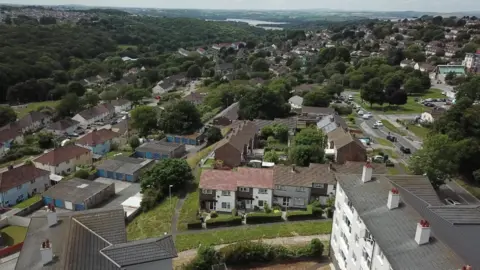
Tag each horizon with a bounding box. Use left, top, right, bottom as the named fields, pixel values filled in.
left=1, top=0, right=480, bottom=13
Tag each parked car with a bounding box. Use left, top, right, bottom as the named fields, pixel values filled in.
left=445, top=198, right=461, bottom=205
left=385, top=160, right=395, bottom=167
left=387, top=135, right=397, bottom=142
left=358, top=110, right=364, bottom=115
left=400, top=146, right=411, bottom=154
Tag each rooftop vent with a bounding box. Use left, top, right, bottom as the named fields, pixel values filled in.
left=415, top=220, right=431, bottom=245
left=387, top=188, right=400, bottom=210
left=77, top=184, right=89, bottom=189
left=40, top=239, right=53, bottom=265
left=361, top=162, right=373, bottom=183
left=45, top=204, right=57, bottom=227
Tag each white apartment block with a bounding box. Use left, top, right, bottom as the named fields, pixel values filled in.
left=330, top=163, right=477, bottom=270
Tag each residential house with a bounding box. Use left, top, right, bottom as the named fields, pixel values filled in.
left=214, top=121, right=257, bottom=168
left=96, top=156, right=154, bottom=182
left=0, top=128, right=24, bottom=157
left=254, top=117, right=297, bottom=135
left=135, top=140, right=186, bottom=160
left=199, top=167, right=274, bottom=212
left=288, top=95, right=304, bottom=109
left=166, top=133, right=204, bottom=146
left=109, top=99, right=132, bottom=113
left=197, top=48, right=206, bottom=55
left=463, top=51, right=480, bottom=72
left=273, top=164, right=337, bottom=207
left=14, top=111, right=52, bottom=133
left=293, top=84, right=316, bottom=95
left=301, top=106, right=336, bottom=117
left=269, top=65, right=290, bottom=76
left=178, top=48, right=190, bottom=57
left=46, top=118, right=80, bottom=136
left=331, top=166, right=477, bottom=270
left=72, top=103, right=115, bottom=127
left=425, top=45, right=440, bottom=56
left=327, top=127, right=367, bottom=164
left=152, top=73, right=187, bottom=95
left=215, top=63, right=234, bottom=76
left=33, top=144, right=92, bottom=175
left=212, top=43, right=233, bottom=51
left=316, top=114, right=348, bottom=135
left=420, top=107, right=447, bottom=123
left=0, top=164, right=50, bottom=207
left=75, top=129, right=120, bottom=156
left=183, top=92, right=205, bottom=105
left=445, top=47, right=458, bottom=58
left=16, top=207, right=177, bottom=270
left=414, top=62, right=435, bottom=73
left=400, top=59, right=416, bottom=68
left=212, top=102, right=239, bottom=126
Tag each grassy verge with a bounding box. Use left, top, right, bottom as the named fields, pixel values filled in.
left=175, top=220, right=332, bottom=252
left=127, top=196, right=179, bottom=240
left=381, top=120, right=407, bottom=136
left=13, top=195, right=42, bottom=209
left=374, top=137, right=394, bottom=147
left=455, top=179, right=480, bottom=200
left=0, top=226, right=28, bottom=245
left=387, top=167, right=400, bottom=175
left=407, top=125, right=429, bottom=139
left=187, top=144, right=216, bottom=169
left=13, top=100, right=60, bottom=118
left=177, top=190, right=200, bottom=231
left=399, top=163, right=410, bottom=174
left=371, top=148, right=399, bottom=159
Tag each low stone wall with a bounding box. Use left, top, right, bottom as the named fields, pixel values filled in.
left=7, top=216, right=30, bottom=227
left=15, top=200, right=44, bottom=217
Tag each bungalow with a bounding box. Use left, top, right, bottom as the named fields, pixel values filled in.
left=301, top=106, right=335, bottom=117
left=109, top=99, right=132, bottom=113
left=152, top=73, right=187, bottom=95
left=197, top=48, right=206, bottom=55
left=166, top=133, right=204, bottom=146
left=0, top=127, right=24, bottom=157
left=33, top=145, right=92, bottom=175
left=135, top=140, right=186, bottom=160
left=96, top=156, right=153, bottom=182
left=46, top=118, right=80, bottom=136
left=214, top=121, right=257, bottom=168
left=178, top=48, right=190, bottom=57
left=215, top=63, right=234, bottom=76
left=0, top=164, right=50, bottom=207
left=75, top=129, right=120, bottom=156
left=72, top=103, right=115, bottom=127
left=326, top=127, right=366, bottom=164
left=213, top=102, right=239, bottom=126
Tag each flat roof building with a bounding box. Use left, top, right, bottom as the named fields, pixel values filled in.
left=135, top=140, right=185, bottom=160
left=96, top=156, right=154, bottom=182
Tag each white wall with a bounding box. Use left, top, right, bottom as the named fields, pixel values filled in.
left=215, top=190, right=236, bottom=212
left=252, top=188, right=273, bottom=209
left=29, top=174, right=50, bottom=194
left=331, top=183, right=392, bottom=270
left=34, top=152, right=92, bottom=174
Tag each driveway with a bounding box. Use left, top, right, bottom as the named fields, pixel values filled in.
left=97, top=182, right=141, bottom=209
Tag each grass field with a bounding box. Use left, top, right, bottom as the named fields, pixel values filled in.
left=175, top=220, right=333, bottom=251
left=0, top=226, right=28, bottom=246
left=381, top=120, right=407, bottom=136
left=354, top=89, right=444, bottom=114
left=407, top=124, right=430, bottom=139
left=374, top=137, right=394, bottom=147
left=456, top=179, right=480, bottom=200
left=13, top=195, right=42, bottom=209
left=387, top=167, right=400, bottom=175
left=13, top=100, right=60, bottom=118
left=126, top=196, right=179, bottom=240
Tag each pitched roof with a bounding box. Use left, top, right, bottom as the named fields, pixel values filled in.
left=34, top=145, right=90, bottom=166
left=273, top=164, right=336, bottom=187
left=301, top=106, right=335, bottom=116
left=332, top=161, right=387, bottom=175
left=336, top=174, right=466, bottom=270
left=317, top=115, right=348, bottom=134
left=42, top=178, right=113, bottom=204
left=76, top=103, right=114, bottom=121
left=288, top=95, right=304, bottom=106
left=215, top=102, right=239, bottom=121
left=109, top=99, right=131, bottom=107
left=0, top=126, right=22, bottom=143
left=0, top=164, right=49, bottom=192
left=16, top=111, right=49, bottom=129
left=47, top=118, right=80, bottom=131
left=254, top=117, right=297, bottom=131
left=76, top=129, right=119, bottom=146
left=216, top=121, right=256, bottom=152
left=184, top=92, right=205, bottom=103
left=135, top=140, right=184, bottom=154
left=199, top=167, right=274, bottom=191
left=16, top=207, right=177, bottom=270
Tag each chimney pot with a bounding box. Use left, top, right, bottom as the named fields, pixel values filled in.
left=46, top=206, right=58, bottom=227
left=387, top=188, right=400, bottom=209
left=415, top=219, right=431, bottom=245
left=361, top=162, right=373, bottom=183
left=40, top=239, right=53, bottom=265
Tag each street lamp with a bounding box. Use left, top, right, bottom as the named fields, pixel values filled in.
left=169, top=185, right=173, bottom=212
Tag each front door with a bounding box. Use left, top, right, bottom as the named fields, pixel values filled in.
left=209, top=202, right=216, bottom=210
left=282, top=197, right=290, bottom=207
left=245, top=200, right=252, bottom=209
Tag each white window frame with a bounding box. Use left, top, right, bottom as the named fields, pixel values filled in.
left=275, top=185, right=286, bottom=190
left=258, top=188, right=268, bottom=194
left=221, top=191, right=231, bottom=196
left=294, top=197, right=305, bottom=206
left=313, top=183, right=325, bottom=188
left=202, top=189, right=213, bottom=194
left=238, top=187, right=249, bottom=192
left=221, top=202, right=231, bottom=209
left=296, top=186, right=306, bottom=192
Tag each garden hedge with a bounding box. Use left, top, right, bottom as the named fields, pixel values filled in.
left=246, top=212, right=283, bottom=224
left=286, top=206, right=324, bottom=221
left=206, top=215, right=242, bottom=228
left=187, top=220, right=203, bottom=230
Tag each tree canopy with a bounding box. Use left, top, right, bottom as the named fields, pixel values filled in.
left=158, top=100, right=202, bottom=135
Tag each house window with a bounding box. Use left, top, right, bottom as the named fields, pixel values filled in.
left=258, top=189, right=268, bottom=194
left=30, top=179, right=36, bottom=184
left=294, top=197, right=305, bottom=206
left=313, top=183, right=325, bottom=188
left=221, top=202, right=231, bottom=209
left=16, top=185, right=22, bottom=190
left=221, top=191, right=231, bottom=196
left=202, top=189, right=213, bottom=194
left=238, top=187, right=249, bottom=192
left=258, top=200, right=266, bottom=207
left=275, top=185, right=286, bottom=191
left=296, top=187, right=306, bottom=192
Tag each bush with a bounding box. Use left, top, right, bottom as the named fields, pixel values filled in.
left=232, top=208, right=238, bottom=216
left=332, top=104, right=353, bottom=115
left=74, top=169, right=90, bottom=179
left=246, top=212, right=283, bottom=224
left=185, top=245, right=222, bottom=270
left=206, top=215, right=242, bottom=228
left=187, top=220, right=203, bottom=230
left=210, top=211, right=218, bottom=218
left=287, top=205, right=323, bottom=221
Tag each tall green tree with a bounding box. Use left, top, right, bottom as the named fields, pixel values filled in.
left=303, top=90, right=332, bottom=107
left=158, top=100, right=202, bottom=135
left=131, top=106, right=158, bottom=136
left=0, top=106, right=16, bottom=127
left=56, top=93, right=82, bottom=117
left=360, top=78, right=385, bottom=107
left=140, top=159, right=194, bottom=193
left=238, top=87, right=290, bottom=120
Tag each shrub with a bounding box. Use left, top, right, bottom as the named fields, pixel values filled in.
left=332, top=104, right=353, bottom=115
left=264, top=203, right=272, bottom=214
left=326, top=207, right=334, bottom=218
left=287, top=205, right=323, bottom=221
left=74, top=169, right=90, bottom=179
left=206, top=215, right=242, bottom=228
left=187, top=220, right=203, bottom=230
left=312, top=207, right=324, bottom=217
left=246, top=212, right=282, bottom=224
left=210, top=211, right=218, bottom=218
left=184, top=245, right=222, bottom=270
left=232, top=208, right=238, bottom=216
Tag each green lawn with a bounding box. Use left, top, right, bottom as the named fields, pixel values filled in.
left=14, top=195, right=42, bottom=209
left=455, top=179, right=480, bottom=200
left=374, top=137, right=394, bottom=147
left=175, top=220, right=333, bottom=252
left=399, top=162, right=410, bottom=174
left=354, top=89, right=443, bottom=114
left=126, top=196, right=179, bottom=241
left=0, top=226, right=28, bottom=246
left=407, top=125, right=430, bottom=139
left=14, top=100, right=60, bottom=118
left=177, top=190, right=200, bottom=231
left=187, top=144, right=216, bottom=169
left=381, top=120, right=407, bottom=136
left=387, top=167, right=400, bottom=175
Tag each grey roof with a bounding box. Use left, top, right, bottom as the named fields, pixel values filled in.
left=101, top=236, right=177, bottom=267
left=301, top=106, right=335, bottom=116
left=288, top=95, right=304, bottom=106
left=215, top=102, right=239, bottom=121
left=76, top=104, right=114, bottom=121
left=254, top=117, right=297, bottom=131
left=336, top=174, right=466, bottom=270
left=96, top=157, right=152, bottom=175
left=16, top=207, right=177, bottom=270
left=47, top=118, right=79, bottom=131
left=135, top=140, right=184, bottom=154
left=42, top=178, right=113, bottom=204
left=109, top=99, right=131, bottom=107
left=316, top=115, right=347, bottom=134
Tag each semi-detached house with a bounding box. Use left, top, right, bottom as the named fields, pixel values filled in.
left=199, top=167, right=274, bottom=212
left=75, top=129, right=120, bottom=157
left=33, top=144, right=92, bottom=175
left=72, top=103, right=115, bottom=127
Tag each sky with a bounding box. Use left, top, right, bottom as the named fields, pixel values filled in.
left=1, top=0, right=480, bottom=12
